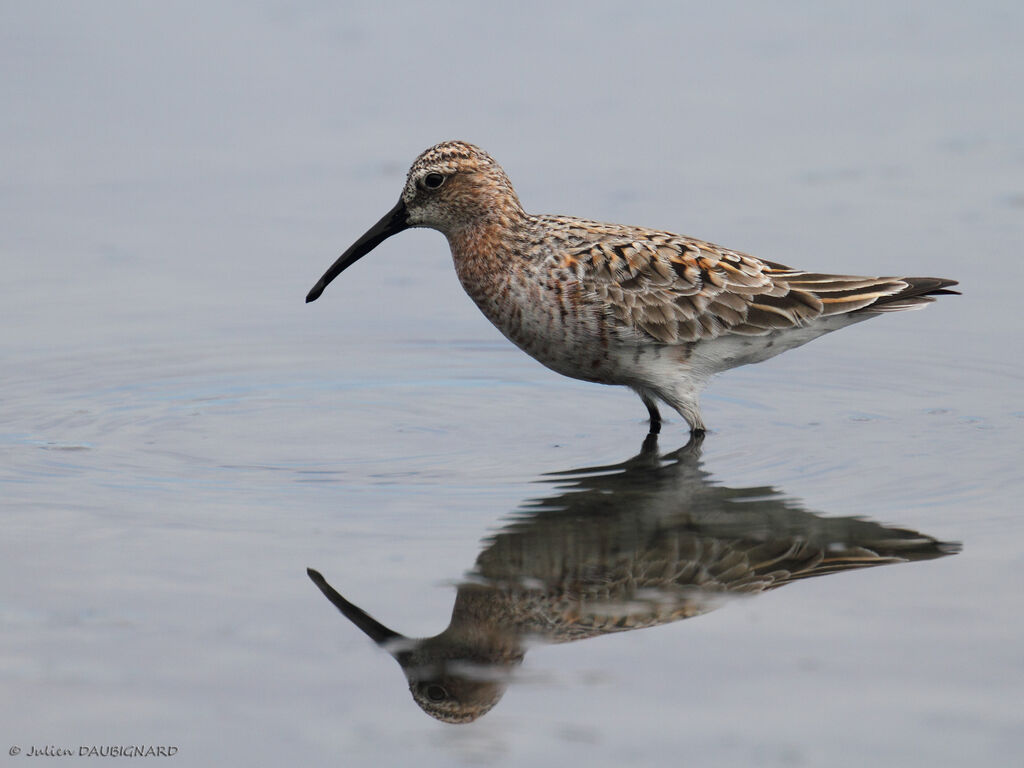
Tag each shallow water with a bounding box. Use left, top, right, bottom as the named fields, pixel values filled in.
left=3, top=2, right=1023, bottom=766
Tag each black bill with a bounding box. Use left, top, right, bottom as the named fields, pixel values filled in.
left=306, top=568, right=405, bottom=646
left=305, top=199, right=409, bottom=303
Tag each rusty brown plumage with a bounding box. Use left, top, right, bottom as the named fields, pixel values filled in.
left=307, top=140, right=959, bottom=434
left=307, top=435, right=959, bottom=723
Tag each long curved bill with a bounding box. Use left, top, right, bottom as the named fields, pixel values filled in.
left=306, top=568, right=405, bottom=646
left=305, top=199, right=409, bottom=303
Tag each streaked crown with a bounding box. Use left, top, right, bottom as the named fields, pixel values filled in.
left=401, top=140, right=524, bottom=229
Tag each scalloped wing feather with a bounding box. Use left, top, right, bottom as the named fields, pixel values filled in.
left=544, top=218, right=957, bottom=344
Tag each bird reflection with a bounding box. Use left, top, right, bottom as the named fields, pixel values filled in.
left=308, top=435, right=959, bottom=723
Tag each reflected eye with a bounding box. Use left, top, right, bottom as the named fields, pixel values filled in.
left=423, top=173, right=445, bottom=190
left=424, top=684, right=448, bottom=702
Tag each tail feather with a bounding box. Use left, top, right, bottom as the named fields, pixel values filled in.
left=776, top=273, right=960, bottom=317
left=863, top=276, right=960, bottom=313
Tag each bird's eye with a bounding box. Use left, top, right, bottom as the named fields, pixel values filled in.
left=423, top=173, right=445, bottom=190
left=424, top=684, right=448, bottom=702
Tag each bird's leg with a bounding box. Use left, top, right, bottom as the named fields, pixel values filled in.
left=638, top=431, right=661, bottom=459
left=664, top=429, right=705, bottom=462
left=661, top=389, right=706, bottom=436
left=637, top=387, right=708, bottom=435
left=638, top=391, right=662, bottom=435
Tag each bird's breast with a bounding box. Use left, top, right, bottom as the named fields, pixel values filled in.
left=449, top=244, right=643, bottom=384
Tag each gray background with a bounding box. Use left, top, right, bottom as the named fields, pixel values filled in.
left=2, top=2, right=1022, bottom=766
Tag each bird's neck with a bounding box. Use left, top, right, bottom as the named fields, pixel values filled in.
left=444, top=211, right=533, bottom=294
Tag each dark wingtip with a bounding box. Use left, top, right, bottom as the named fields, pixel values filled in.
left=913, top=277, right=960, bottom=296
left=307, top=567, right=323, bottom=580
left=305, top=285, right=323, bottom=303
left=887, top=277, right=961, bottom=302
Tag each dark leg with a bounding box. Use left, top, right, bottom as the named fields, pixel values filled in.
left=664, top=428, right=705, bottom=462
left=684, top=428, right=705, bottom=449
left=639, top=392, right=662, bottom=435
left=639, top=431, right=660, bottom=458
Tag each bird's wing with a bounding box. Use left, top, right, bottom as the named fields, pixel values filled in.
left=547, top=219, right=947, bottom=344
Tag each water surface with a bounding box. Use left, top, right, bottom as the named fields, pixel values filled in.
left=2, top=3, right=1022, bottom=766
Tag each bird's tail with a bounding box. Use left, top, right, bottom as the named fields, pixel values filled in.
left=772, top=272, right=960, bottom=316
left=863, top=277, right=960, bottom=312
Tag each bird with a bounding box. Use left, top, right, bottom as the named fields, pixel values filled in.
left=307, top=434, right=959, bottom=723
left=306, top=141, right=958, bottom=434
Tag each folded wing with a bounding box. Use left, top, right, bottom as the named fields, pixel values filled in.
left=549, top=220, right=958, bottom=344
